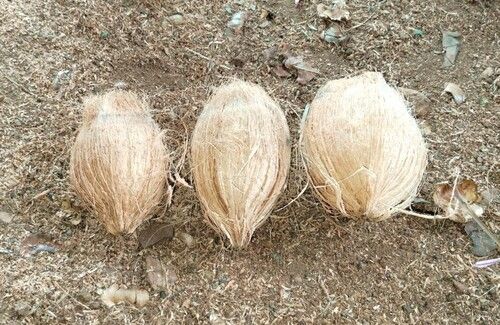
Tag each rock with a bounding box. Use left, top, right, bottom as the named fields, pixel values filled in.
left=20, top=234, right=62, bottom=256
left=145, top=256, right=178, bottom=290
left=52, top=69, right=71, bottom=90
left=168, top=14, right=184, bottom=25
left=0, top=211, right=13, bottom=224
left=114, top=81, right=129, bottom=90
left=480, top=67, right=494, bottom=80
left=452, top=280, right=468, bottom=294
left=77, top=291, right=93, bottom=303
left=464, top=221, right=497, bottom=257
left=14, top=301, right=32, bottom=317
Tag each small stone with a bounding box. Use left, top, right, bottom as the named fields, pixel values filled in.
left=70, top=215, right=82, bottom=226
left=14, top=301, right=31, bottom=317
left=259, top=21, right=271, bottom=28
left=179, top=232, right=195, bottom=247
left=114, top=81, right=129, bottom=90
left=480, top=67, right=494, bottom=80
left=99, top=30, right=110, bottom=39
left=168, top=14, right=184, bottom=25
left=52, top=70, right=71, bottom=90
left=452, top=280, right=468, bottom=294
left=464, top=221, right=497, bottom=257
left=77, top=291, right=93, bottom=303
left=0, top=211, right=13, bottom=224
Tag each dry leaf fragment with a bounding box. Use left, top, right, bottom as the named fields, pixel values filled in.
left=433, top=179, right=483, bottom=223
left=283, top=56, right=319, bottom=84
left=263, top=46, right=278, bottom=61
left=145, top=256, right=178, bottom=290
left=398, top=87, right=431, bottom=118
left=317, top=3, right=350, bottom=21
left=138, top=223, right=174, bottom=249
left=442, top=31, right=461, bottom=67
left=272, top=65, right=292, bottom=78
left=20, top=234, right=62, bottom=256
left=101, top=284, right=149, bottom=307
left=443, top=82, right=466, bottom=104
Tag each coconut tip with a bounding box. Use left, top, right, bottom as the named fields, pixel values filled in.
left=81, top=90, right=148, bottom=125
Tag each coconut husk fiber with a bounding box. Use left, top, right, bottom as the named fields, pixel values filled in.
left=69, top=90, right=170, bottom=234
left=301, top=72, right=427, bottom=221
left=191, top=80, right=291, bottom=248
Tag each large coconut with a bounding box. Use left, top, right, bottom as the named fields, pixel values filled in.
left=301, top=72, right=427, bottom=221
left=191, top=80, right=291, bottom=247
left=69, top=90, right=170, bottom=234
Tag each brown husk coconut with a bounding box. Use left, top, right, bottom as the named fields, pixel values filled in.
left=69, top=90, right=170, bottom=234
left=301, top=72, right=427, bottom=221
left=191, top=80, right=291, bottom=248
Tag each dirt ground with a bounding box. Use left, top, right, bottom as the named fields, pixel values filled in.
left=1, top=0, right=499, bottom=324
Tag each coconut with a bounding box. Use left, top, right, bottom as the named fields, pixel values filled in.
left=301, top=72, right=427, bottom=221
left=69, top=90, right=170, bottom=234
left=191, top=80, right=291, bottom=247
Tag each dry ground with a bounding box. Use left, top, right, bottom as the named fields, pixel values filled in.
left=0, top=0, right=499, bottom=324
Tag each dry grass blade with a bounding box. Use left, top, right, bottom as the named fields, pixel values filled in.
left=191, top=80, right=291, bottom=247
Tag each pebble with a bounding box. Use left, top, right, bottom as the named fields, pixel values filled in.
left=464, top=221, right=497, bottom=257
left=0, top=211, right=13, bottom=224
left=480, top=67, right=494, bottom=80
left=168, top=14, right=184, bottom=25
left=52, top=69, right=71, bottom=90
left=14, top=301, right=31, bottom=317
left=179, top=232, right=195, bottom=247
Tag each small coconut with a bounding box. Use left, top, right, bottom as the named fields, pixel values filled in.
left=301, top=72, right=427, bottom=221
left=69, top=90, right=170, bottom=234
left=191, top=80, right=291, bottom=247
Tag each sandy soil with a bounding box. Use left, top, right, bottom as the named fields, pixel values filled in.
left=0, top=0, right=498, bottom=324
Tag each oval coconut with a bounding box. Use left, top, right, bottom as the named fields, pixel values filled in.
left=191, top=80, right=291, bottom=247
left=69, top=90, right=170, bottom=234
left=301, top=72, right=427, bottom=221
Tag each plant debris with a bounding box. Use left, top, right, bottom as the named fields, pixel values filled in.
left=443, top=82, right=466, bottom=104
left=145, top=256, right=178, bottom=291
left=316, top=3, right=350, bottom=21
left=398, top=87, right=431, bottom=118
left=101, top=284, right=149, bottom=307
left=442, top=31, right=461, bottom=67
left=432, top=179, right=483, bottom=223
left=263, top=46, right=319, bottom=84
left=138, top=223, right=175, bottom=249
left=283, top=55, right=319, bottom=84
left=20, top=234, right=62, bottom=256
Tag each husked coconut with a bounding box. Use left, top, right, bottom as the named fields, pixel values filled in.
left=301, top=72, right=427, bottom=220
left=70, top=90, right=170, bottom=234
left=191, top=80, right=291, bottom=247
